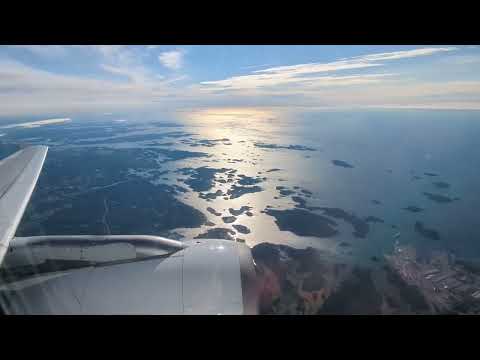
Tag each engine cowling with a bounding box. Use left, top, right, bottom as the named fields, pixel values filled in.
left=0, top=237, right=260, bottom=315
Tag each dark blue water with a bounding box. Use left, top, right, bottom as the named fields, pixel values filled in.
left=252, top=109, right=480, bottom=260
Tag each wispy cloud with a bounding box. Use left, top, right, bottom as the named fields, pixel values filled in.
left=0, top=118, right=71, bottom=129
left=350, top=47, right=456, bottom=62
left=0, top=58, right=180, bottom=116
left=0, top=45, right=478, bottom=117
left=200, top=72, right=394, bottom=92
left=100, top=63, right=152, bottom=84
left=93, top=46, right=157, bottom=84
left=158, top=49, right=186, bottom=70
left=200, top=47, right=457, bottom=92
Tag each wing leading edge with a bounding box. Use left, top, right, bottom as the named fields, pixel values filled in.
left=0, top=146, right=48, bottom=264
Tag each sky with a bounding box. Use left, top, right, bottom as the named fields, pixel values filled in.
left=0, top=45, right=479, bottom=118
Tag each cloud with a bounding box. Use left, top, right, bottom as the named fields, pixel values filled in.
left=0, top=118, right=71, bottom=129
left=200, top=47, right=458, bottom=92
left=93, top=46, right=164, bottom=85
left=253, top=59, right=379, bottom=75
left=192, top=46, right=478, bottom=110
left=200, top=72, right=394, bottom=92
left=158, top=49, right=185, bottom=70
left=350, top=47, right=456, bottom=62
left=256, top=48, right=456, bottom=74
left=0, top=45, right=478, bottom=117
left=0, top=59, right=181, bottom=117
left=6, top=45, right=155, bottom=85
left=100, top=63, right=152, bottom=84
left=0, top=46, right=194, bottom=117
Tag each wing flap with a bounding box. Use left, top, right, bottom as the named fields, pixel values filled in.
left=0, top=146, right=48, bottom=263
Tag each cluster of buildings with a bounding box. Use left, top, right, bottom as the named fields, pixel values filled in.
left=387, top=243, right=480, bottom=314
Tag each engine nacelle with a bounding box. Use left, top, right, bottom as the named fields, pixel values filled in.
left=0, top=237, right=260, bottom=315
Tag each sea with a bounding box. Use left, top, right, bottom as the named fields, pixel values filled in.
left=1, top=108, right=479, bottom=266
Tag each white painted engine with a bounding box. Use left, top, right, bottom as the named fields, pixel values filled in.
left=0, top=236, right=260, bottom=315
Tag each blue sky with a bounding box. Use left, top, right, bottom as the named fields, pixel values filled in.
left=0, top=45, right=479, bottom=117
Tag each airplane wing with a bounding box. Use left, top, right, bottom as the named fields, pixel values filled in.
left=0, top=146, right=48, bottom=264
left=0, top=146, right=261, bottom=314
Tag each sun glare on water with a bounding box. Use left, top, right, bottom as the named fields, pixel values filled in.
left=185, top=107, right=277, bottom=124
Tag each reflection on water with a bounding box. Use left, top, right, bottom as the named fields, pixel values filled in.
left=171, top=107, right=337, bottom=253
left=185, top=107, right=277, bottom=124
